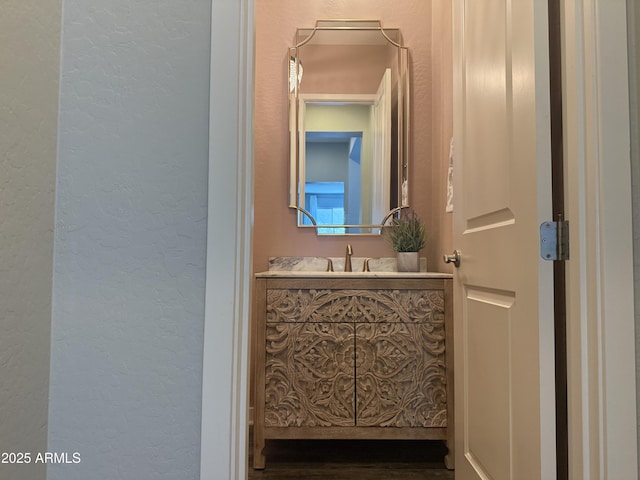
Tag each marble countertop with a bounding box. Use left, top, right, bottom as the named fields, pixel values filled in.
left=255, top=256, right=453, bottom=279
left=255, top=270, right=453, bottom=279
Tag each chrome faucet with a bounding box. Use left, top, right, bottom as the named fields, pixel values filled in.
left=344, top=244, right=353, bottom=272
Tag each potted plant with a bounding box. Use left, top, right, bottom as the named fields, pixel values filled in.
left=385, top=210, right=426, bottom=272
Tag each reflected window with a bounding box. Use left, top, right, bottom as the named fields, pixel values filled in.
left=304, top=130, right=362, bottom=229
left=304, top=182, right=345, bottom=234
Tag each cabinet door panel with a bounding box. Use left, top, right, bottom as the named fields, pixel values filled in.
left=265, top=322, right=355, bottom=427
left=355, top=322, right=447, bottom=427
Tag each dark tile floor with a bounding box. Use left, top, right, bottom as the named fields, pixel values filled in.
left=248, top=435, right=455, bottom=480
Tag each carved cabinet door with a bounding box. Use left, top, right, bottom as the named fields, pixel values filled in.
left=264, top=321, right=355, bottom=427
left=355, top=321, right=447, bottom=428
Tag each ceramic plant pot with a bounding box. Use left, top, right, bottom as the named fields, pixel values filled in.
left=396, top=251, right=420, bottom=272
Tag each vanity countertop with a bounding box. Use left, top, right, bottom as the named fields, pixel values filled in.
left=255, top=270, right=453, bottom=279
left=256, top=256, right=452, bottom=279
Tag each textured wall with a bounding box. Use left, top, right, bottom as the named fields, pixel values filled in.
left=429, top=0, right=454, bottom=275
left=48, top=1, right=211, bottom=478
left=253, top=1, right=453, bottom=272
left=0, top=1, right=61, bottom=479
left=631, top=0, right=640, bottom=472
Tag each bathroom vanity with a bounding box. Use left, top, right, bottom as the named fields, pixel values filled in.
left=252, top=269, right=454, bottom=469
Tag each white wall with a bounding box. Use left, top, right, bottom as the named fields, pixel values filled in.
left=0, top=1, right=61, bottom=479
left=630, top=0, right=640, bottom=473
left=48, top=1, right=211, bottom=478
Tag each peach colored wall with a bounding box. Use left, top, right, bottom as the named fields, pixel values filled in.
left=430, top=0, right=454, bottom=274
left=253, top=0, right=452, bottom=273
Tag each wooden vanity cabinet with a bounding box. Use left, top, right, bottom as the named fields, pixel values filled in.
left=253, top=275, right=454, bottom=469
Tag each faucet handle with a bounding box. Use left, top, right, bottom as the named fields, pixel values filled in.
left=363, top=258, right=371, bottom=272
left=326, top=258, right=334, bottom=272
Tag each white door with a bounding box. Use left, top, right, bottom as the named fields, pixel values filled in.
left=370, top=68, right=391, bottom=224
left=452, top=0, right=556, bottom=478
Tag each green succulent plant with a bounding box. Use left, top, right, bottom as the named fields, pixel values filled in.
left=385, top=210, right=426, bottom=252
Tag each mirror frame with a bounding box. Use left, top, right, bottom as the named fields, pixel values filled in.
left=288, top=19, right=410, bottom=235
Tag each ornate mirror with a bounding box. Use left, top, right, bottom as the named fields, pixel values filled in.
left=289, top=20, right=410, bottom=235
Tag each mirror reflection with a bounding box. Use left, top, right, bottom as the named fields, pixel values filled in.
left=289, top=20, right=410, bottom=235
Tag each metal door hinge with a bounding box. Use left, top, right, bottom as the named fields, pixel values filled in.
left=540, top=219, right=569, bottom=261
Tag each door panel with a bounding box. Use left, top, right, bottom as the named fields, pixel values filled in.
left=453, top=0, right=555, bottom=477
left=463, top=0, right=510, bottom=223
left=464, top=287, right=514, bottom=480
